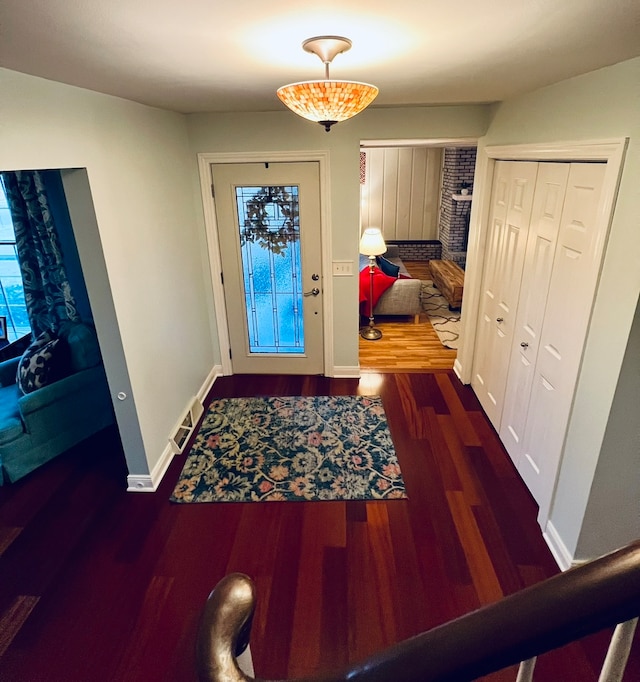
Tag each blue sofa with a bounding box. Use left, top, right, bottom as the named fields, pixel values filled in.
left=0, top=321, right=115, bottom=484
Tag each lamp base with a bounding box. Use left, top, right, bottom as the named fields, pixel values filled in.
left=360, top=325, right=382, bottom=341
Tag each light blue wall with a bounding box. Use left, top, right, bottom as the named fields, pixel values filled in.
left=2, top=53, right=637, bottom=532
left=0, top=68, right=217, bottom=478
left=187, top=105, right=491, bottom=371
left=481, top=57, right=640, bottom=560
left=577, top=295, right=640, bottom=558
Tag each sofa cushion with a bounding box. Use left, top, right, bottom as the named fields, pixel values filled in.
left=16, top=330, right=66, bottom=394
left=0, top=383, right=24, bottom=444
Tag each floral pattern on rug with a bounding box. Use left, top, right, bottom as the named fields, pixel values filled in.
left=170, top=395, right=407, bottom=503
left=420, top=280, right=461, bottom=349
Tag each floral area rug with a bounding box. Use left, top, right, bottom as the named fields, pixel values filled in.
left=420, top=280, right=461, bottom=350
left=170, top=395, right=407, bottom=503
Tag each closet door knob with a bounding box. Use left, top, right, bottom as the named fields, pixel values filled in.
left=520, top=341, right=529, bottom=348
left=496, top=317, right=504, bottom=323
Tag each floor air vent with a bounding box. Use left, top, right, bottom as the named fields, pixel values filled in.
left=169, top=397, right=204, bottom=454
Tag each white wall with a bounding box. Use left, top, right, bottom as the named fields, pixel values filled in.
left=477, top=57, right=640, bottom=561
left=360, top=147, right=442, bottom=241
left=0, top=68, right=217, bottom=478
left=186, top=106, right=490, bottom=372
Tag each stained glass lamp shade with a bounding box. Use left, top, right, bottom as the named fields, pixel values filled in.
left=277, top=36, right=379, bottom=132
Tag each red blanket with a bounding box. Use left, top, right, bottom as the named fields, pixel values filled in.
left=359, top=266, right=397, bottom=316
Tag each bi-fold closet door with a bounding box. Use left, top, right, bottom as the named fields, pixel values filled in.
left=472, top=161, right=538, bottom=426
left=472, top=160, right=607, bottom=518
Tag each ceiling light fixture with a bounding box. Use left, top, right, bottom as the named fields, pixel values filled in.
left=277, top=36, right=379, bottom=132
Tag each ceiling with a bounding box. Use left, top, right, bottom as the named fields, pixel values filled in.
left=1, top=0, right=639, bottom=115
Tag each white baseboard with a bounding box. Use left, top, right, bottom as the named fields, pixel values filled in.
left=126, top=366, right=222, bottom=493
left=127, top=442, right=175, bottom=492
left=453, top=358, right=464, bottom=381
left=332, top=365, right=361, bottom=378
left=198, top=364, right=223, bottom=403
left=126, top=474, right=157, bottom=492
left=543, top=521, right=575, bottom=571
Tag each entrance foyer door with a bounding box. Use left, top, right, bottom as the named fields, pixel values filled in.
left=212, top=162, right=324, bottom=374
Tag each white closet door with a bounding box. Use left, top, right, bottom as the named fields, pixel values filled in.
left=472, top=161, right=509, bottom=424
left=472, top=161, right=538, bottom=427
left=518, top=163, right=606, bottom=517
left=500, top=163, right=570, bottom=464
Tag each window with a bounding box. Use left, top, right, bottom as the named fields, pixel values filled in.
left=0, top=179, right=31, bottom=341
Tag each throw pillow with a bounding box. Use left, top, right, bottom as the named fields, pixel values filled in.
left=16, top=330, right=62, bottom=394
left=359, top=267, right=398, bottom=316
left=376, top=255, right=400, bottom=278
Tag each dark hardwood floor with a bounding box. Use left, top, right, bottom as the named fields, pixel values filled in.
left=0, top=372, right=637, bottom=681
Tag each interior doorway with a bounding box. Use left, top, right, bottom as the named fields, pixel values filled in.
left=0, top=167, right=127, bottom=484
left=358, top=140, right=477, bottom=372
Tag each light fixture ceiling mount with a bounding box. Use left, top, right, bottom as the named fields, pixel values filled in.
left=302, top=36, right=352, bottom=67
left=277, top=35, right=379, bottom=132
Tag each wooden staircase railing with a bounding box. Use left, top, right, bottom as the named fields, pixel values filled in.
left=196, top=540, right=640, bottom=682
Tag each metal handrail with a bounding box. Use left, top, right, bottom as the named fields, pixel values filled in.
left=197, top=540, right=640, bottom=682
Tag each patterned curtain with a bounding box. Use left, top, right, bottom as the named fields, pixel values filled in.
left=1, top=171, right=79, bottom=337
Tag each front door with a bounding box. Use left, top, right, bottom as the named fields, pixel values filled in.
left=212, top=162, right=324, bottom=374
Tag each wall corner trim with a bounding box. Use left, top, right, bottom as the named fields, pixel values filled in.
left=198, top=365, right=223, bottom=403
left=543, top=521, right=574, bottom=571
left=126, top=474, right=157, bottom=492
left=453, top=359, right=465, bottom=382
left=127, top=441, right=174, bottom=492
left=126, top=365, right=223, bottom=493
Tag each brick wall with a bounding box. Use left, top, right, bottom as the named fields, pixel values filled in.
left=438, top=147, right=477, bottom=267
left=387, top=240, right=442, bottom=260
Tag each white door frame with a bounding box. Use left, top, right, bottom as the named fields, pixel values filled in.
left=456, top=138, right=627, bottom=534
left=456, top=138, right=627, bottom=384
left=198, top=151, right=333, bottom=376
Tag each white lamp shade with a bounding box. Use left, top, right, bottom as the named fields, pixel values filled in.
left=359, top=227, right=386, bottom=256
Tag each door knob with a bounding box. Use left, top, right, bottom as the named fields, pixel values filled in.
left=496, top=317, right=504, bottom=323
left=520, top=341, right=529, bottom=348
left=304, top=287, right=320, bottom=297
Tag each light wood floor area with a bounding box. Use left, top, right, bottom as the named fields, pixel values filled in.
left=359, top=260, right=458, bottom=372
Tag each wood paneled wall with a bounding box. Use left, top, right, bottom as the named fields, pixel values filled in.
left=360, top=147, right=443, bottom=241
